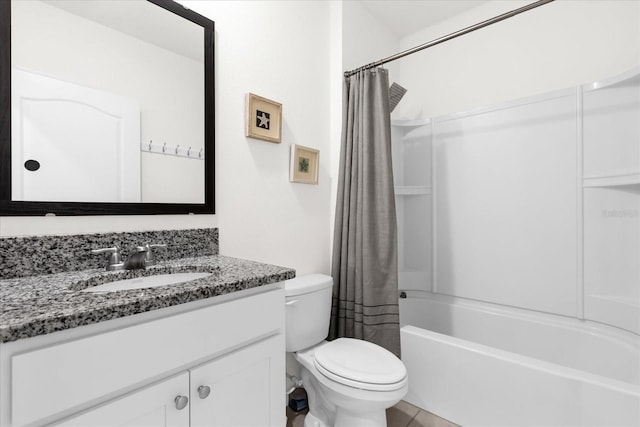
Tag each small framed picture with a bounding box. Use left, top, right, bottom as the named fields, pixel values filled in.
left=245, top=93, right=282, bottom=143
left=290, top=144, right=319, bottom=185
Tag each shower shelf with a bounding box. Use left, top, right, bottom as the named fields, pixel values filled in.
left=395, top=186, right=432, bottom=195
left=583, top=171, right=640, bottom=188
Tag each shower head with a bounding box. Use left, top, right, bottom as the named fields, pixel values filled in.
left=389, top=82, right=407, bottom=112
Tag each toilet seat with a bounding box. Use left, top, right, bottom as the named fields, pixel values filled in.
left=313, top=338, right=407, bottom=392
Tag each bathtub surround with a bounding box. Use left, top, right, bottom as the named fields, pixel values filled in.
left=390, top=67, right=640, bottom=333
left=0, top=228, right=218, bottom=279
left=392, top=69, right=640, bottom=424
left=330, top=67, right=400, bottom=356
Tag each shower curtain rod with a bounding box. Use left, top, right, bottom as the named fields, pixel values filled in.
left=344, top=0, right=555, bottom=78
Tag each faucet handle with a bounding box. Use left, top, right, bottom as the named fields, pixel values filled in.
left=142, top=243, right=167, bottom=267
left=91, top=246, right=125, bottom=271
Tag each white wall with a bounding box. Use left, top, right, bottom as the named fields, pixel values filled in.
left=328, top=1, right=343, bottom=260
left=341, top=1, right=399, bottom=73
left=393, top=0, right=640, bottom=119
left=176, top=1, right=332, bottom=274
left=2, top=0, right=333, bottom=276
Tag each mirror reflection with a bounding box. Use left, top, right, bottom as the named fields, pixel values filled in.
left=11, top=0, right=205, bottom=204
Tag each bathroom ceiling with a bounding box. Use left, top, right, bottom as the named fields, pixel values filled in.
left=359, top=0, right=492, bottom=38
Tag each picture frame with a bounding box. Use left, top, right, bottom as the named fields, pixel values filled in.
left=290, top=144, right=319, bottom=185
left=245, top=93, right=282, bottom=143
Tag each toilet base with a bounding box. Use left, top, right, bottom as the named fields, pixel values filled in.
left=334, top=408, right=387, bottom=427
left=304, top=412, right=327, bottom=427
left=301, top=367, right=335, bottom=427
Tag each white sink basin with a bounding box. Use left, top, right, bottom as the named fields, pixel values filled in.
left=82, top=272, right=212, bottom=293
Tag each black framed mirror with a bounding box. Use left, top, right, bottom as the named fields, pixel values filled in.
left=0, top=0, right=215, bottom=215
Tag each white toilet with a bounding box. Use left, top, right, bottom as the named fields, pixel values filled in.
left=285, top=274, right=408, bottom=427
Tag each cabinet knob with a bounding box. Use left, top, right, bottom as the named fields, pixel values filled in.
left=198, top=385, right=211, bottom=399
left=174, top=395, right=189, bottom=410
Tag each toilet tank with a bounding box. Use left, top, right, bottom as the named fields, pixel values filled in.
left=285, top=274, right=333, bottom=352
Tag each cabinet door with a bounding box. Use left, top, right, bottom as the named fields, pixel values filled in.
left=54, top=373, right=189, bottom=427
left=190, top=335, right=285, bottom=427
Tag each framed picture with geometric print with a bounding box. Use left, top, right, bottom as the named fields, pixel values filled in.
left=290, top=144, right=319, bottom=184
left=245, top=93, right=282, bottom=143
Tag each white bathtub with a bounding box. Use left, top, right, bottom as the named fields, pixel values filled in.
left=399, top=292, right=640, bottom=426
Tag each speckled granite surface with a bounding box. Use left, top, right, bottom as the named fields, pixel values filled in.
left=0, top=228, right=218, bottom=279
left=0, top=255, right=295, bottom=343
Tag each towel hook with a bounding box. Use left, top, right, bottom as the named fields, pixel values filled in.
left=162, top=142, right=167, bottom=153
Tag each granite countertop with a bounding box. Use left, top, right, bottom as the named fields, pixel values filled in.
left=0, top=255, right=295, bottom=344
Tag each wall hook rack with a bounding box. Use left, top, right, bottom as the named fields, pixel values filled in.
left=141, top=140, right=204, bottom=160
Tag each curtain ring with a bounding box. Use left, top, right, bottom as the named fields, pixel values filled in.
left=187, top=146, right=192, bottom=157
left=199, top=148, right=203, bottom=158
left=175, top=144, right=180, bottom=155
left=162, top=142, right=167, bottom=153
left=148, top=140, right=153, bottom=151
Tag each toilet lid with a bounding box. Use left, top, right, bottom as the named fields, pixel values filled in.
left=313, top=338, right=407, bottom=391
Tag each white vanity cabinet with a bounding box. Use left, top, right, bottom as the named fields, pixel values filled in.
left=190, top=336, right=281, bottom=427
left=54, top=373, right=190, bottom=427
left=56, top=336, right=282, bottom=427
left=0, top=286, right=285, bottom=427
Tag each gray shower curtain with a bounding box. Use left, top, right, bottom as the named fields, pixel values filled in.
left=329, top=68, right=400, bottom=357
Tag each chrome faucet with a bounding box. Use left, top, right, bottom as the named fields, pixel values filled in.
left=91, top=246, right=125, bottom=271
left=92, top=243, right=167, bottom=271
left=137, top=243, right=167, bottom=267
left=123, top=246, right=148, bottom=270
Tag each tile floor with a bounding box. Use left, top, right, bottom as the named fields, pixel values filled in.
left=286, top=399, right=460, bottom=427
left=386, top=400, right=460, bottom=427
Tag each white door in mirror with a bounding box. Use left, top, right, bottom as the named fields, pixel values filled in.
left=11, top=69, right=141, bottom=203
